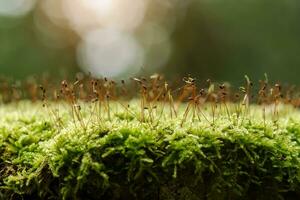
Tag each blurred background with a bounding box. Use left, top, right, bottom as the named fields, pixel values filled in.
left=0, top=0, right=300, bottom=85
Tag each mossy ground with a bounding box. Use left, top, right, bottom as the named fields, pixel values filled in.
left=0, top=101, right=300, bottom=199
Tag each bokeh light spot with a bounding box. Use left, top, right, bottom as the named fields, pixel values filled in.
left=0, top=0, right=36, bottom=17
left=77, top=28, right=144, bottom=78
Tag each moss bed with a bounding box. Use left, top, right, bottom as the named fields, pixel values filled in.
left=0, top=101, right=300, bottom=199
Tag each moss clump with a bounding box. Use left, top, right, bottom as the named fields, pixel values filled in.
left=0, top=101, right=300, bottom=199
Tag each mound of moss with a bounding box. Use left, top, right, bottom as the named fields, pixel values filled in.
left=0, top=101, right=300, bottom=200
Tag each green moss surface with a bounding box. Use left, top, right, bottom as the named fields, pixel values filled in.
left=0, top=101, right=300, bottom=199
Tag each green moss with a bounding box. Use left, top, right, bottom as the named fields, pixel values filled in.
left=0, top=101, right=300, bottom=199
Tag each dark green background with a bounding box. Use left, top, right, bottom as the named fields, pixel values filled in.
left=0, top=0, right=300, bottom=85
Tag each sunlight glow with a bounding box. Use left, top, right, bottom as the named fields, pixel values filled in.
left=83, top=0, right=114, bottom=17
left=37, top=0, right=190, bottom=77
left=62, top=0, right=148, bottom=33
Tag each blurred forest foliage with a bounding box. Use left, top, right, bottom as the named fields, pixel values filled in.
left=0, top=0, right=300, bottom=85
